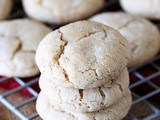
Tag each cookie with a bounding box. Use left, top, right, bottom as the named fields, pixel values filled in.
left=0, top=19, right=51, bottom=77
left=36, top=91, right=132, bottom=120
left=36, top=21, right=130, bottom=89
left=22, top=0, right=104, bottom=24
left=90, top=12, right=160, bottom=67
left=120, top=0, right=160, bottom=19
left=39, top=68, right=129, bottom=113
left=0, top=0, right=12, bottom=20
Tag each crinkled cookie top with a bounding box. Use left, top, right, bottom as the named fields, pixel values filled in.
left=0, top=19, right=51, bottom=77
left=36, top=21, right=130, bottom=89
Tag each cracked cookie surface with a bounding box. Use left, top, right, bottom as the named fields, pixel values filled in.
left=22, top=0, right=104, bottom=24
left=120, top=0, right=160, bottom=19
left=36, top=21, right=130, bottom=89
left=90, top=12, right=160, bottom=67
left=36, top=90, right=132, bottom=120
left=0, top=0, right=12, bottom=20
left=0, top=19, right=51, bottom=77
left=39, top=68, right=129, bottom=112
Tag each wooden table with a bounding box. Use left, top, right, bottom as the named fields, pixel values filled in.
left=0, top=89, right=41, bottom=120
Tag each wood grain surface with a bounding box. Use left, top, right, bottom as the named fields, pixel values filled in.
left=0, top=89, right=41, bottom=120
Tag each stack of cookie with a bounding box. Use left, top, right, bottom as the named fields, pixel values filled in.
left=36, top=21, right=132, bottom=120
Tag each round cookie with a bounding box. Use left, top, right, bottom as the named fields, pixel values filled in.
left=90, top=12, right=160, bottom=67
left=22, top=0, right=104, bottom=24
left=36, top=91, right=132, bottom=120
left=36, top=21, right=130, bottom=89
left=0, top=0, right=12, bottom=20
left=0, top=19, right=51, bottom=77
left=120, top=0, right=160, bottom=19
left=39, top=68, right=129, bottom=113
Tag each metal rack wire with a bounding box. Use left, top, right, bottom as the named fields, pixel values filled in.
left=0, top=0, right=160, bottom=120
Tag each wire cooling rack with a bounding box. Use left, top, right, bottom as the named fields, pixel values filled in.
left=0, top=0, right=160, bottom=120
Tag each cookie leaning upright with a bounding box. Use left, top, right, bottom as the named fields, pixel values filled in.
left=36, top=21, right=131, bottom=89
left=0, top=19, right=52, bottom=77
left=22, top=0, right=104, bottom=24
left=0, top=0, right=12, bottom=20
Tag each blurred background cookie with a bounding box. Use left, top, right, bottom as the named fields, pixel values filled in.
left=120, top=0, right=160, bottom=19
left=0, top=19, right=51, bottom=77
left=90, top=12, right=160, bottom=67
left=0, top=0, right=12, bottom=20
left=22, top=0, right=104, bottom=25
